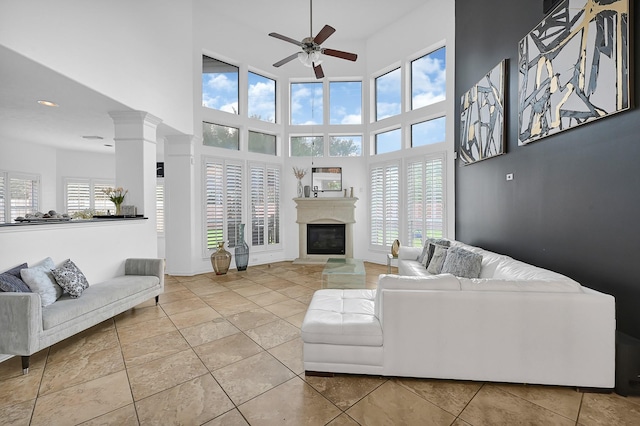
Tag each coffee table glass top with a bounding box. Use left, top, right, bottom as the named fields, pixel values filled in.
left=322, top=258, right=365, bottom=289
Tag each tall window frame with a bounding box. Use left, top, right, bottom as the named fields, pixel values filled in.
left=249, top=162, right=281, bottom=250
left=406, top=153, right=446, bottom=247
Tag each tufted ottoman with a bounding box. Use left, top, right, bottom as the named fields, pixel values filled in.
left=300, top=289, right=384, bottom=375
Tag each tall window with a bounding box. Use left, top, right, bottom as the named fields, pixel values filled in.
left=411, top=47, right=446, bottom=110
left=370, top=162, right=399, bottom=248
left=291, top=82, right=323, bottom=125
left=248, top=72, right=276, bottom=123
left=375, top=68, right=401, bottom=121
left=375, top=128, right=402, bottom=154
left=202, top=55, right=239, bottom=114
left=250, top=163, right=280, bottom=248
left=204, top=160, right=243, bottom=250
left=406, top=154, right=445, bottom=246
left=290, top=136, right=323, bottom=157
left=411, top=116, right=446, bottom=147
left=203, top=122, right=240, bottom=150
left=248, top=131, right=277, bottom=156
left=329, top=135, right=362, bottom=157
left=330, top=81, right=362, bottom=124
left=64, top=179, right=113, bottom=215
left=0, top=172, right=39, bottom=222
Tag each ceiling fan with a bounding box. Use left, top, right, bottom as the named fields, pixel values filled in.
left=268, top=0, right=358, bottom=79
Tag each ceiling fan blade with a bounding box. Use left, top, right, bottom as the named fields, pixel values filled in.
left=273, top=53, right=299, bottom=67
left=322, top=48, right=358, bottom=62
left=313, top=63, right=324, bottom=79
left=314, top=25, right=335, bottom=45
left=268, top=32, right=302, bottom=47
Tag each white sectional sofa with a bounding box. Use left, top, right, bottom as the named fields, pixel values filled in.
left=301, top=240, right=616, bottom=388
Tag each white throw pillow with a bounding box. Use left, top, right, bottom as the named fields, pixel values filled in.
left=20, top=257, right=63, bottom=306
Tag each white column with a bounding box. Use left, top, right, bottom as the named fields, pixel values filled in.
left=164, top=134, right=197, bottom=275
left=109, top=111, right=162, bottom=218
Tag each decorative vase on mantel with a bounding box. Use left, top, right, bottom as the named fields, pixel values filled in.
left=211, top=242, right=232, bottom=275
left=234, top=224, right=250, bottom=271
left=297, top=179, right=303, bottom=198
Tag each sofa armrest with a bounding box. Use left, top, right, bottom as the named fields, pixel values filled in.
left=0, top=293, right=42, bottom=356
left=398, top=246, right=422, bottom=260
left=125, top=258, right=164, bottom=291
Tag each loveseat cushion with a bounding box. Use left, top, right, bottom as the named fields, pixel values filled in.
left=302, top=289, right=382, bottom=347
left=441, top=246, right=483, bottom=278
left=42, top=275, right=160, bottom=330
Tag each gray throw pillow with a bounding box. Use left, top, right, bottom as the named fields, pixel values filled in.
left=426, top=245, right=449, bottom=274
left=0, top=263, right=32, bottom=292
left=417, top=238, right=451, bottom=263
left=21, top=257, right=62, bottom=306
left=441, top=246, right=483, bottom=278
left=52, top=259, right=90, bottom=298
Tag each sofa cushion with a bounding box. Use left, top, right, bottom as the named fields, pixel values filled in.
left=21, top=258, right=62, bottom=307
left=441, top=247, right=483, bottom=278
left=42, top=275, right=160, bottom=330
left=302, top=289, right=382, bottom=347
left=458, top=278, right=583, bottom=293
left=51, top=259, right=90, bottom=298
left=0, top=263, right=31, bottom=293
left=426, top=245, right=449, bottom=274
left=417, top=238, right=450, bottom=264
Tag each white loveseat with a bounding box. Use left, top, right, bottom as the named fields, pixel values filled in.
left=0, top=258, right=164, bottom=373
left=301, top=241, right=616, bottom=388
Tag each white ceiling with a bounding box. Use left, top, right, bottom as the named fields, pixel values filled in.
left=0, top=0, right=428, bottom=153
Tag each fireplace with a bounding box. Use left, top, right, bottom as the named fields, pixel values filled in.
left=307, top=224, right=346, bottom=255
left=293, top=197, right=358, bottom=263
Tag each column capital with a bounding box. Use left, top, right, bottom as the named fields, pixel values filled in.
left=109, top=110, right=162, bottom=142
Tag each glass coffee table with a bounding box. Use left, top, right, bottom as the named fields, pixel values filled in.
left=321, top=258, right=366, bottom=289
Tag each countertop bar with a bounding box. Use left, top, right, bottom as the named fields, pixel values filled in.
left=0, top=216, right=148, bottom=228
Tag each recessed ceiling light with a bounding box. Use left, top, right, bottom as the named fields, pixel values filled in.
left=82, top=135, right=104, bottom=140
left=104, top=144, right=114, bottom=147
left=37, top=100, right=59, bottom=107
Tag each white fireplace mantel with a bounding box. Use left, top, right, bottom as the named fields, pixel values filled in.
left=293, top=197, right=358, bottom=263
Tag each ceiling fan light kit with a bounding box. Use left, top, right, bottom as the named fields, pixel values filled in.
left=269, top=0, right=357, bottom=79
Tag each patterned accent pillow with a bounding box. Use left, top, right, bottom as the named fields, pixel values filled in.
left=0, top=263, right=32, bottom=292
left=21, top=257, right=62, bottom=306
left=417, top=238, right=451, bottom=263
left=426, top=245, right=449, bottom=274
left=441, top=246, right=483, bottom=278
left=51, top=259, right=89, bottom=298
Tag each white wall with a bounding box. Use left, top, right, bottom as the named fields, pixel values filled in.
left=0, top=0, right=195, bottom=135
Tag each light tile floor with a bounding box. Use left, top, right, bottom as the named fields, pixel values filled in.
left=2, top=261, right=640, bottom=425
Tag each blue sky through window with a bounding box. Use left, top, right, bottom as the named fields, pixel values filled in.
left=376, top=68, right=401, bottom=121
left=376, top=128, right=402, bottom=154
left=330, top=81, right=362, bottom=124
left=248, top=72, right=275, bottom=123
left=291, top=82, right=323, bottom=125
left=412, top=116, right=446, bottom=147
left=412, top=47, right=446, bottom=109
left=202, top=57, right=239, bottom=114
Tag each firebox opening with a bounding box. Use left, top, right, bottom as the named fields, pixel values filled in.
left=307, top=224, right=346, bottom=255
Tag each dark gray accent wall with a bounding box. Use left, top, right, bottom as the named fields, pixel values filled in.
left=455, top=0, right=640, bottom=338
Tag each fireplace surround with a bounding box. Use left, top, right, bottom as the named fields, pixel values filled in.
left=293, top=197, right=358, bottom=263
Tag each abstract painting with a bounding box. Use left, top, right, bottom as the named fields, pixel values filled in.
left=518, top=0, right=630, bottom=145
left=459, top=60, right=506, bottom=165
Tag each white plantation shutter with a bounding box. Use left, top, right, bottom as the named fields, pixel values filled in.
left=370, top=162, right=399, bottom=248
left=406, top=154, right=446, bottom=245
left=424, top=155, right=445, bottom=238
left=66, top=181, right=91, bottom=214
left=226, top=164, right=243, bottom=247
left=250, top=163, right=281, bottom=248
left=205, top=160, right=243, bottom=250
left=156, top=181, right=164, bottom=234
left=0, top=174, right=5, bottom=223
left=406, top=161, right=424, bottom=247
left=10, top=175, right=38, bottom=219
left=93, top=183, right=112, bottom=213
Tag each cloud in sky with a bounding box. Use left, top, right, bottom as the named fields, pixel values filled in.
left=248, top=78, right=275, bottom=122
